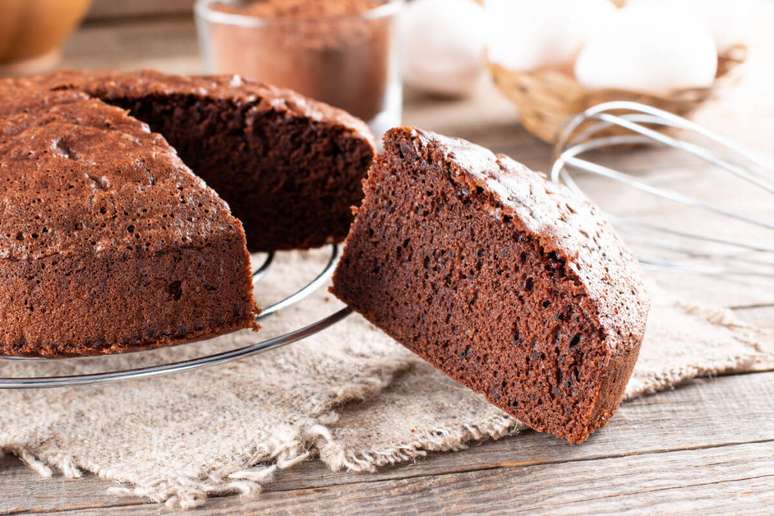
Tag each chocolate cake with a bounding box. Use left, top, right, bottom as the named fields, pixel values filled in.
left=37, top=70, right=377, bottom=251
left=332, top=127, right=650, bottom=443
left=0, top=83, right=259, bottom=357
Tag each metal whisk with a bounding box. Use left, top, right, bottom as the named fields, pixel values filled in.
left=550, top=101, right=774, bottom=281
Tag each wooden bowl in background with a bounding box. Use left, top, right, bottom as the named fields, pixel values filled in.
left=0, top=0, right=91, bottom=76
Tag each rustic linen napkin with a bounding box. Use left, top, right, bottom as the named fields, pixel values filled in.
left=0, top=250, right=768, bottom=508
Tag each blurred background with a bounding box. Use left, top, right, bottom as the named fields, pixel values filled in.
left=1, top=0, right=771, bottom=142
left=2, top=0, right=772, bottom=141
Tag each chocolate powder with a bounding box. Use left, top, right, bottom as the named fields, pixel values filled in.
left=214, top=0, right=385, bottom=18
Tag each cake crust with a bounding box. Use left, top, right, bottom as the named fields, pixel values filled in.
left=332, top=127, right=649, bottom=443
left=23, top=70, right=377, bottom=251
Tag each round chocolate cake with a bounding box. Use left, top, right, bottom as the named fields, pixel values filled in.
left=332, top=127, right=650, bottom=444
left=0, top=70, right=375, bottom=357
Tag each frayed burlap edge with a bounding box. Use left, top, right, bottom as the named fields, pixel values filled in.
left=320, top=409, right=526, bottom=474
left=0, top=355, right=413, bottom=510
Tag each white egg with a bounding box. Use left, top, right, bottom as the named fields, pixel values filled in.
left=486, top=0, right=617, bottom=71
left=575, top=5, right=718, bottom=94
left=399, top=0, right=487, bottom=98
left=627, top=0, right=752, bottom=52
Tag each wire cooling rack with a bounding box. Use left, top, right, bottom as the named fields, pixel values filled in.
left=0, top=245, right=352, bottom=389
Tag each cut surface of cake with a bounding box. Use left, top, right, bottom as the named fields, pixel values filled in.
left=36, top=70, right=377, bottom=251
left=332, top=127, right=650, bottom=443
left=0, top=85, right=259, bottom=357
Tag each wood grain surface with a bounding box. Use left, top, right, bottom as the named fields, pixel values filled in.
left=2, top=9, right=774, bottom=515
left=87, top=0, right=194, bottom=21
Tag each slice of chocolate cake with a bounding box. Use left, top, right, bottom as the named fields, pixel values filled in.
left=332, top=127, right=649, bottom=443
left=0, top=86, right=258, bottom=357
left=40, top=70, right=377, bottom=252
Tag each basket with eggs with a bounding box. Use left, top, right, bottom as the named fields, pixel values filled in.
left=400, top=0, right=749, bottom=144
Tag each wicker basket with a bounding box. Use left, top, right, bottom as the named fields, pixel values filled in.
left=488, top=40, right=747, bottom=144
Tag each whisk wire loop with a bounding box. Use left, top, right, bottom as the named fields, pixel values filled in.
left=552, top=101, right=774, bottom=280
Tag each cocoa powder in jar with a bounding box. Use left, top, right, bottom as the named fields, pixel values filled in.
left=207, top=0, right=395, bottom=122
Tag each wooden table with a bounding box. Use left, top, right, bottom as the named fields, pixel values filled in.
left=2, top=14, right=774, bottom=515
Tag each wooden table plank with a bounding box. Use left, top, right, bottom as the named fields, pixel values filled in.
left=2, top=371, right=772, bottom=514
left=56, top=441, right=774, bottom=515
left=87, top=0, right=193, bottom=21
left=62, top=18, right=201, bottom=74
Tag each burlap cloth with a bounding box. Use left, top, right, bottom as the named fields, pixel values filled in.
left=0, top=250, right=769, bottom=509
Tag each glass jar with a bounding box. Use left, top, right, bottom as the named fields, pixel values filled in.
left=195, top=0, right=403, bottom=139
